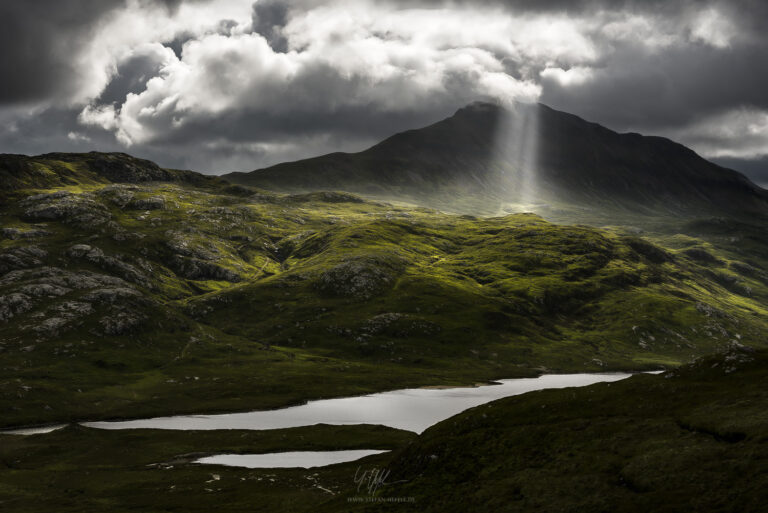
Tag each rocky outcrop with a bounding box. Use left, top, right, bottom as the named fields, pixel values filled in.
left=0, top=293, right=34, bottom=322
left=0, top=265, right=153, bottom=338
left=66, top=244, right=151, bottom=288
left=0, top=245, right=48, bottom=274
left=21, top=191, right=111, bottom=228
left=87, top=154, right=174, bottom=183
left=316, top=254, right=405, bottom=299
left=169, top=255, right=242, bottom=282
left=97, top=184, right=138, bottom=207
left=99, top=310, right=147, bottom=335
left=129, top=196, right=166, bottom=210
left=0, top=227, right=52, bottom=240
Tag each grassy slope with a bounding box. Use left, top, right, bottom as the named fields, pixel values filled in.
left=1, top=348, right=766, bottom=513
left=323, top=347, right=768, bottom=513
left=1, top=155, right=768, bottom=429
left=0, top=424, right=414, bottom=513
left=1, top=153, right=768, bottom=512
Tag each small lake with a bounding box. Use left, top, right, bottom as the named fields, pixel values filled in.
left=84, top=372, right=635, bottom=434
left=1, top=425, right=67, bottom=436
left=196, top=450, right=389, bottom=469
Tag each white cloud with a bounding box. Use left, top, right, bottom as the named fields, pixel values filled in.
left=67, top=131, right=91, bottom=142
left=83, top=3, right=562, bottom=147
left=61, top=0, right=254, bottom=106
left=689, top=8, right=737, bottom=49
left=540, top=66, right=594, bottom=87
left=79, top=104, right=119, bottom=131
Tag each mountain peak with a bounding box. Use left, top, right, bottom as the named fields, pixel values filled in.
left=224, top=102, right=768, bottom=218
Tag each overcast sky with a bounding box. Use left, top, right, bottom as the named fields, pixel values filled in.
left=1, top=0, right=766, bottom=184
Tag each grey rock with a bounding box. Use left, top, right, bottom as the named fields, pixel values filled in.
left=66, top=244, right=104, bottom=259
left=0, top=267, right=127, bottom=290
left=316, top=256, right=404, bottom=299
left=53, top=301, right=94, bottom=317
left=98, top=184, right=138, bottom=207
left=19, top=283, right=71, bottom=297
left=1, top=228, right=22, bottom=240
left=23, top=191, right=72, bottom=203
left=99, top=310, right=146, bottom=335
left=0, top=227, right=53, bottom=240
left=83, top=287, right=141, bottom=304
left=33, top=316, right=70, bottom=334
left=130, top=196, right=166, bottom=210
left=170, top=255, right=242, bottom=282
left=0, top=246, right=48, bottom=274
left=66, top=245, right=150, bottom=287
left=165, top=231, right=218, bottom=260
left=29, top=301, right=95, bottom=336
left=0, top=293, right=33, bottom=322
left=22, top=193, right=111, bottom=227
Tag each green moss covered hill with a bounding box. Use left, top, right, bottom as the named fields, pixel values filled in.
left=1, top=152, right=767, bottom=429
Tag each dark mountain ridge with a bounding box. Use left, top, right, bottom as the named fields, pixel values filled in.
left=225, top=102, right=768, bottom=217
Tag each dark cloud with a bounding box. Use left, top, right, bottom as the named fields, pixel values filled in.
left=0, top=0, right=767, bottom=175
left=0, top=1, right=123, bottom=105
left=97, top=50, right=170, bottom=105
left=251, top=0, right=289, bottom=52
left=0, top=0, right=210, bottom=106
left=540, top=42, right=768, bottom=132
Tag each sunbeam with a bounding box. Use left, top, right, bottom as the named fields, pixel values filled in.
left=492, top=101, right=541, bottom=214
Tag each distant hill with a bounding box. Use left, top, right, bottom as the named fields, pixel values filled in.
left=224, top=102, right=768, bottom=216
left=0, top=152, right=223, bottom=194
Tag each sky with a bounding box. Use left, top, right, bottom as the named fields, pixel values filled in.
left=1, top=0, right=767, bottom=185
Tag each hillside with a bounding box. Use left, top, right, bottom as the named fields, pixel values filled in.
left=0, top=152, right=227, bottom=195
left=3, top=347, right=766, bottom=512
left=1, top=152, right=768, bottom=429
left=225, top=102, right=768, bottom=218
left=322, top=346, right=768, bottom=512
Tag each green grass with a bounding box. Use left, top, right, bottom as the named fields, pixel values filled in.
left=0, top=424, right=413, bottom=512
left=2, top=153, right=768, bottom=511
left=324, top=347, right=768, bottom=512
left=2, top=348, right=767, bottom=512
left=2, top=157, right=768, bottom=429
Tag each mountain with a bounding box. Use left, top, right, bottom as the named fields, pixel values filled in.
left=224, top=102, right=768, bottom=217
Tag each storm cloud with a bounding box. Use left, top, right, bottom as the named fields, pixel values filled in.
left=0, top=0, right=766, bottom=181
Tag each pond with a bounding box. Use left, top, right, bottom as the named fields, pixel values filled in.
left=84, top=372, right=635, bottom=434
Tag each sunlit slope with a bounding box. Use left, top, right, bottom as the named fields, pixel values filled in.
left=225, top=102, right=768, bottom=217
left=2, top=152, right=767, bottom=427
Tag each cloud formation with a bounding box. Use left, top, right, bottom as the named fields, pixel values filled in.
left=0, top=0, right=767, bottom=180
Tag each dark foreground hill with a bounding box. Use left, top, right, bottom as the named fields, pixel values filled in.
left=2, top=347, right=766, bottom=512
left=225, top=102, right=768, bottom=217
left=318, top=346, right=768, bottom=513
